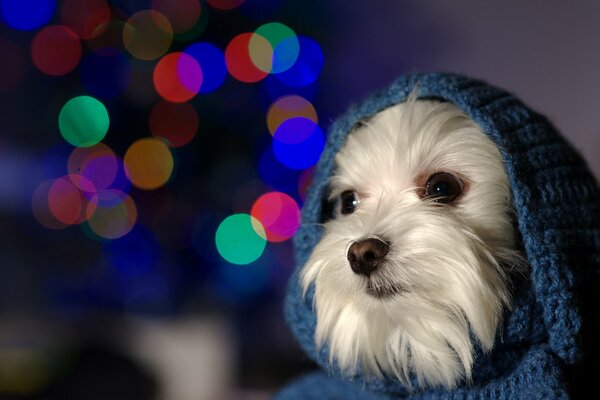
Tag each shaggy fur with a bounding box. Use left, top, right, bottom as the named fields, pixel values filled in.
left=300, top=98, right=523, bottom=389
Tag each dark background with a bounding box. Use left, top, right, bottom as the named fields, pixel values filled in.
left=0, top=1, right=598, bottom=399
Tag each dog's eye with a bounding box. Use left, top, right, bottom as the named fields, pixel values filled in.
left=340, top=190, right=359, bottom=215
left=425, top=173, right=463, bottom=204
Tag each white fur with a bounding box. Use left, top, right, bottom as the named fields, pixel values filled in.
left=300, top=98, right=523, bottom=389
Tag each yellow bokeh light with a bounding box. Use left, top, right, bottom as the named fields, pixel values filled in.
left=124, top=137, right=174, bottom=190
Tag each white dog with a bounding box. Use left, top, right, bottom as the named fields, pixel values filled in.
left=300, top=96, right=523, bottom=389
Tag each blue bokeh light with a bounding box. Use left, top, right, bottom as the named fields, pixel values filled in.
left=271, top=34, right=300, bottom=74
left=272, top=117, right=325, bottom=170
left=103, top=228, right=157, bottom=281
left=274, top=36, right=324, bottom=87
left=184, top=42, right=227, bottom=93
left=261, top=74, right=318, bottom=105
left=258, top=146, right=302, bottom=196
left=1, top=0, right=55, bottom=30
left=213, top=256, right=270, bottom=304
left=81, top=54, right=132, bottom=100
left=110, top=156, right=132, bottom=194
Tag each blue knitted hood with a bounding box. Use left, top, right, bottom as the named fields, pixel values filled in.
left=281, top=73, right=599, bottom=399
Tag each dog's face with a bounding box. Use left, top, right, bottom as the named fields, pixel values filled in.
left=301, top=99, right=522, bottom=389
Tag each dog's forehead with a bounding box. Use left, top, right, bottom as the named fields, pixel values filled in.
left=332, top=100, right=504, bottom=193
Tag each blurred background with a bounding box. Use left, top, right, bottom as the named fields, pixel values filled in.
left=0, top=1, right=599, bottom=399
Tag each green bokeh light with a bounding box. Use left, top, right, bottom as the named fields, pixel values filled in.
left=215, top=213, right=267, bottom=265
left=58, top=96, right=110, bottom=147
left=254, top=22, right=299, bottom=73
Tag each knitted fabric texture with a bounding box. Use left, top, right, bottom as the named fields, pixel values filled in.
left=277, top=73, right=599, bottom=399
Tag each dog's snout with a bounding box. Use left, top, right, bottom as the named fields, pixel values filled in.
left=347, top=238, right=389, bottom=276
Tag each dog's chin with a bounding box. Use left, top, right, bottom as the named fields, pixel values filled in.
left=364, top=278, right=404, bottom=299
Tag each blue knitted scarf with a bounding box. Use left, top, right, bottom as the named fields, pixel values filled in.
left=277, top=73, right=599, bottom=399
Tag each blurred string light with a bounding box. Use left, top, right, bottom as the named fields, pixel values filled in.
left=16, top=0, right=326, bottom=299
left=152, top=0, right=201, bottom=35
left=31, top=25, right=82, bottom=76
left=122, top=10, right=173, bottom=61
left=32, top=180, right=68, bottom=230
left=0, top=0, right=55, bottom=30
left=172, top=1, right=209, bottom=42
left=67, top=144, right=118, bottom=191
left=206, top=0, right=245, bottom=11
left=272, top=117, right=325, bottom=170
left=47, top=175, right=96, bottom=225
left=250, top=192, right=300, bottom=243
left=153, top=51, right=203, bottom=102
left=149, top=101, right=199, bottom=147
left=253, top=22, right=299, bottom=73
left=86, top=16, right=127, bottom=56
left=87, top=189, right=137, bottom=239
left=60, top=0, right=110, bottom=40
left=184, top=42, right=227, bottom=93
left=258, top=147, right=302, bottom=198
left=225, top=32, right=270, bottom=83
left=266, top=94, right=318, bottom=135
left=274, top=35, right=324, bottom=87
left=124, top=138, right=174, bottom=190
left=103, top=227, right=157, bottom=281
left=58, top=96, right=109, bottom=147
left=215, top=214, right=266, bottom=265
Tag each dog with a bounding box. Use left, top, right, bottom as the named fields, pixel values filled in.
left=299, top=95, right=523, bottom=390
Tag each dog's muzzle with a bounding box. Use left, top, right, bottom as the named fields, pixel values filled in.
left=347, top=238, right=389, bottom=276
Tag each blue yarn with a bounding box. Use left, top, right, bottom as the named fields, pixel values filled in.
left=278, top=73, right=599, bottom=399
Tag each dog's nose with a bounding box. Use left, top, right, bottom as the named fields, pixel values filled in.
left=347, top=238, right=389, bottom=276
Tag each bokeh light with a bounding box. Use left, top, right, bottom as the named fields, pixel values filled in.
left=266, top=95, right=317, bottom=135
left=60, top=0, right=110, bottom=40
left=152, top=0, right=201, bottom=35
left=225, top=33, right=270, bottom=83
left=173, top=2, right=210, bottom=42
left=206, top=0, right=245, bottom=11
left=86, top=17, right=126, bottom=56
left=32, top=179, right=68, bottom=230
left=153, top=52, right=203, bottom=102
left=48, top=176, right=96, bottom=224
left=87, top=189, right=137, bottom=239
left=250, top=192, right=300, bottom=242
left=213, top=255, right=269, bottom=302
left=67, top=143, right=118, bottom=192
left=258, top=146, right=302, bottom=195
left=104, top=228, right=156, bottom=280
left=272, top=117, right=325, bottom=170
left=1, top=0, right=55, bottom=30
left=58, top=96, right=110, bottom=147
left=31, top=25, right=81, bottom=76
left=48, top=175, right=96, bottom=225
left=184, top=42, right=227, bottom=93
left=247, top=33, right=273, bottom=74
left=297, top=167, right=314, bottom=201
left=275, top=35, right=323, bottom=87
left=149, top=101, right=198, bottom=147
left=123, top=10, right=173, bottom=61
left=124, top=138, right=174, bottom=190
left=80, top=53, right=131, bottom=99
left=263, top=73, right=318, bottom=102
left=0, top=38, right=24, bottom=92
left=215, top=213, right=266, bottom=265
left=253, top=22, right=299, bottom=74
